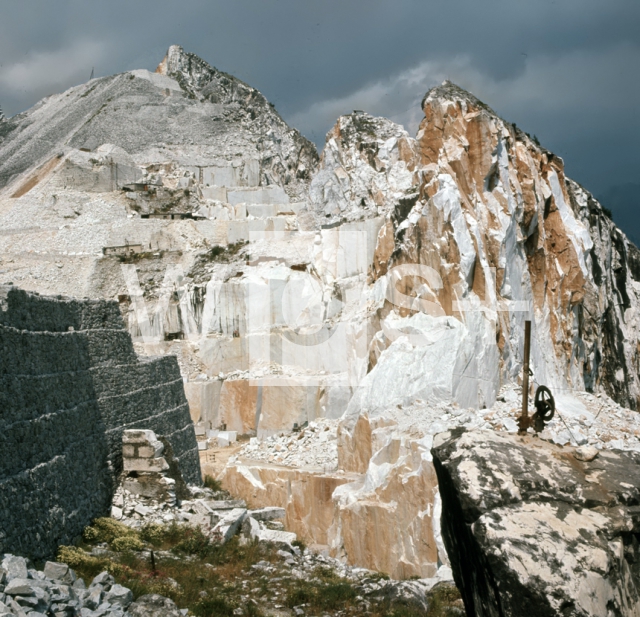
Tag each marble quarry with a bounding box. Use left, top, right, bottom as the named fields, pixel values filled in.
left=1, top=44, right=639, bottom=596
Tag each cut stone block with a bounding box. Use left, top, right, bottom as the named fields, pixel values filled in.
left=255, top=529, right=297, bottom=552
left=227, top=186, right=289, bottom=205
left=246, top=204, right=278, bottom=218
left=123, top=457, right=169, bottom=473
left=201, top=186, right=227, bottom=202
left=218, top=431, right=237, bottom=443
left=212, top=508, right=247, bottom=543
left=250, top=507, right=286, bottom=522
left=122, top=429, right=157, bottom=445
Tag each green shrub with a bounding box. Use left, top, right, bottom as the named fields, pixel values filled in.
left=192, top=595, right=236, bottom=617
left=57, top=546, right=100, bottom=570
left=291, top=539, right=306, bottom=552
left=83, top=517, right=138, bottom=544
left=111, top=536, right=145, bottom=552
left=140, top=523, right=169, bottom=546
left=172, top=526, right=210, bottom=557
left=318, top=582, right=357, bottom=609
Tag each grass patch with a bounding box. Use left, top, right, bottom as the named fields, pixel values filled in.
left=203, top=475, right=222, bottom=492
left=57, top=518, right=462, bottom=616
left=57, top=520, right=275, bottom=615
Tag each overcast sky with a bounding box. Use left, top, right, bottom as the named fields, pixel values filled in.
left=1, top=0, right=638, bottom=241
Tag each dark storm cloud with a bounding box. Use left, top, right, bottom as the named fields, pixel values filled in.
left=1, top=0, right=639, bottom=239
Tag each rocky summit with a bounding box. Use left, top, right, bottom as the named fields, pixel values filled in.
left=1, top=43, right=640, bottom=616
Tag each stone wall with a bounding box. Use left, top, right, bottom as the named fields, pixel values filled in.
left=0, top=286, right=200, bottom=559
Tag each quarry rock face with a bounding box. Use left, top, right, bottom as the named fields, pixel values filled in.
left=325, top=82, right=640, bottom=422
left=432, top=428, right=640, bottom=617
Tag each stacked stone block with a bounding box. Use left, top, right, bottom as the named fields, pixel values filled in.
left=120, top=430, right=177, bottom=506
left=0, top=286, right=200, bottom=559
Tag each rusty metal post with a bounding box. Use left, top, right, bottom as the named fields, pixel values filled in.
left=518, top=320, right=532, bottom=432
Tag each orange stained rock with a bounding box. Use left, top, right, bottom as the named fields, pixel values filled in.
left=218, top=380, right=258, bottom=435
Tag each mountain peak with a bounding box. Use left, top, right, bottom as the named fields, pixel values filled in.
left=422, top=80, right=498, bottom=118
left=155, top=44, right=186, bottom=76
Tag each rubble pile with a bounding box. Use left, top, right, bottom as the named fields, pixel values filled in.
left=346, top=382, right=640, bottom=453
left=245, top=551, right=454, bottom=615
left=0, top=554, right=181, bottom=617
left=236, top=419, right=339, bottom=469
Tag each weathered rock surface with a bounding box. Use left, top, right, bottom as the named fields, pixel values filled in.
left=432, top=428, right=640, bottom=616
left=0, top=45, right=316, bottom=201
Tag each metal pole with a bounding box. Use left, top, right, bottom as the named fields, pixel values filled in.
left=519, top=320, right=531, bottom=432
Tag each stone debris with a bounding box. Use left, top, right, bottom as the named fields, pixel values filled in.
left=105, top=467, right=456, bottom=615
left=474, top=385, right=640, bottom=452
left=347, top=383, right=640, bottom=454
left=221, top=382, right=640, bottom=581
left=244, top=549, right=454, bottom=614
left=120, top=429, right=179, bottom=508
left=235, top=419, right=338, bottom=469
left=0, top=554, right=171, bottom=616
left=127, top=594, right=182, bottom=617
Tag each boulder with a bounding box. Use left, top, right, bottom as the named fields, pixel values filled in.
left=4, top=578, right=36, bottom=596
left=90, top=572, right=115, bottom=589
left=1, top=556, right=28, bottom=582
left=127, top=594, right=182, bottom=617
left=43, top=562, right=76, bottom=585
left=432, top=428, right=640, bottom=617
left=212, top=508, right=247, bottom=543
left=105, top=583, right=133, bottom=608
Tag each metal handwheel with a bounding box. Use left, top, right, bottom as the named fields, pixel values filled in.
left=532, top=385, right=555, bottom=432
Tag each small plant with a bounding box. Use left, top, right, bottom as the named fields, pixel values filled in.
left=171, top=526, right=211, bottom=557
left=57, top=545, right=100, bottom=570
left=139, top=523, right=168, bottom=546
left=111, top=536, right=145, bottom=552
left=203, top=474, right=222, bottom=492
left=58, top=518, right=458, bottom=617
left=83, top=517, right=138, bottom=544
left=192, top=595, right=236, bottom=617
left=426, top=583, right=463, bottom=616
